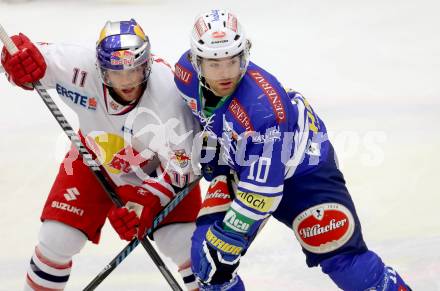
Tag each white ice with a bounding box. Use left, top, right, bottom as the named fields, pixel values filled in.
left=0, top=0, right=439, bottom=290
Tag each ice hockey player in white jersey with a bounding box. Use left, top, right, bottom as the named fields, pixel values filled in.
left=1, top=19, right=201, bottom=290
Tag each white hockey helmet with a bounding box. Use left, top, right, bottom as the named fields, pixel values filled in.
left=190, top=9, right=251, bottom=79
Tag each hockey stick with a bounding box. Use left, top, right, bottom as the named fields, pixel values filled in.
left=84, top=176, right=201, bottom=290
left=0, top=25, right=183, bottom=291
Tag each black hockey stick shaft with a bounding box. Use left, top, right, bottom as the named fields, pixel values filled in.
left=84, top=176, right=201, bottom=290
left=0, top=25, right=182, bottom=291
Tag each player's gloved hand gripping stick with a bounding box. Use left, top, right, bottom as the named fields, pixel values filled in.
left=0, top=24, right=184, bottom=291
left=84, top=177, right=201, bottom=290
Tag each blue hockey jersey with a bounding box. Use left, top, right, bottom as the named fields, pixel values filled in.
left=174, top=50, right=331, bottom=235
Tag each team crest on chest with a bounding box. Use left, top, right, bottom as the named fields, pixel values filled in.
left=172, top=149, right=190, bottom=168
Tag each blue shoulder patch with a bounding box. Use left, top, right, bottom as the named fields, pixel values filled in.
left=227, top=62, right=291, bottom=132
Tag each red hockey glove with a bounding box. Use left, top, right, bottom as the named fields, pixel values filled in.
left=1, top=33, right=46, bottom=90
left=108, top=185, right=163, bottom=241
left=108, top=207, right=139, bottom=241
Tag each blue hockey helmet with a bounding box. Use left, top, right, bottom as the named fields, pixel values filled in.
left=96, top=19, right=152, bottom=88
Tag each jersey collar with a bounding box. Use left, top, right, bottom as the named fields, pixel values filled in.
left=102, top=85, right=143, bottom=115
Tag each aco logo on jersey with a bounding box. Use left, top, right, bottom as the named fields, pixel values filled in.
left=292, top=203, right=355, bottom=254
left=56, top=83, right=97, bottom=110
left=224, top=209, right=251, bottom=233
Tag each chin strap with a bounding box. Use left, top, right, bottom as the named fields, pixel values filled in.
left=199, top=79, right=233, bottom=119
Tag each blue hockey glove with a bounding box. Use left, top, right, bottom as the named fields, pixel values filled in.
left=196, top=220, right=247, bottom=286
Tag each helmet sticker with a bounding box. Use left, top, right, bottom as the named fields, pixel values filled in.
left=212, top=31, right=226, bottom=39
left=195, top=17, right=209, bottom=38
left=110, top=50, right=135, bottom=66
left=227, top=13, right=238, bottom=32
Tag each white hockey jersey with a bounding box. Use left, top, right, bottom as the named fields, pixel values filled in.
left=38, top=42, right=200, bottom=206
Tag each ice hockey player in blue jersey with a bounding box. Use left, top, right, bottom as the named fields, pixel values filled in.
left=174, top=9, right=411, bottom=291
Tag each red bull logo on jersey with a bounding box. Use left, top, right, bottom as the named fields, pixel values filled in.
left=85, top=133, right=150, bottom=175
left=111, top=50, right=135, bottom=66
left=110, top=146, right=145, bottom=174
left=172, top=149, right=190, bottom=168
left=292, top=203, right=355, bottom=254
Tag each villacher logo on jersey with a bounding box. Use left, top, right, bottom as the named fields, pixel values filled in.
left=292, top=203, right=355, bottom=254
left=205, top=189, right=230, bottom=200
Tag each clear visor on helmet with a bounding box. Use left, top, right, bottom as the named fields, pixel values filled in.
left=98, top=62, right=149, bottom=89
left=199, top=53, right=246, bottom=81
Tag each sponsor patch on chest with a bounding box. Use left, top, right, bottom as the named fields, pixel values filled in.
left=228, top=98, right=254, bottom=131
left=248, top=70, right=286, bottom=123
left=292, top=203, right=355, bottom=254
left=56, top=83, right=97, bottom=110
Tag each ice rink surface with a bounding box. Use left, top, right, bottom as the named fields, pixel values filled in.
left=0, top=0, right=439, bottom=290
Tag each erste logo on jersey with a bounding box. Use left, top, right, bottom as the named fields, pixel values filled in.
left=292, top=203, right=355, bottom=254
left=56, top=83, right=97, bottom=110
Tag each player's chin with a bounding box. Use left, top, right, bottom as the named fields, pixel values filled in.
left=119, top=87, right=141, bottom=101
left=215, top=82, right=237, bottom=96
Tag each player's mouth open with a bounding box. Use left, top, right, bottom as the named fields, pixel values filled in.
left=218, top=81, right=233, bottom=88
left=121, top=87, right=135, bottom=94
